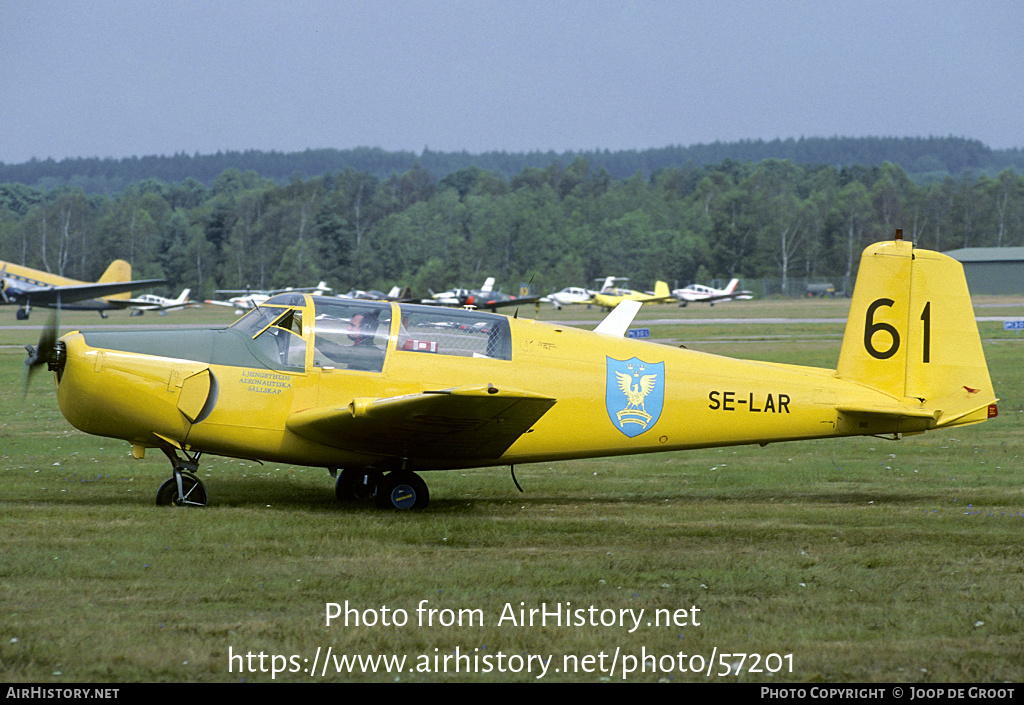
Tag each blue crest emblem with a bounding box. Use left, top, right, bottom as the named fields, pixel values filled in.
left=606, top=356, right=665, bottom=437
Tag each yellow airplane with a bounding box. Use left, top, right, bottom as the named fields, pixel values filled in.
left=591, top=280, right=675, bottom=310
left=24, top=232, right=997, bottom=510
left=1, top=259, right=165, bottom=319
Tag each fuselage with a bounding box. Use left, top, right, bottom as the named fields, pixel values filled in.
left=53, top=293, right=933, bottom=473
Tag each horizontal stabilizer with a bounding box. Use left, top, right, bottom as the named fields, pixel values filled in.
left=837, top=398, right=996, bottom=431
left=836, top=403, right=940, bottom=421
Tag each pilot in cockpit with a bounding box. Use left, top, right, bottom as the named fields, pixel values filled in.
left=345, top=311, right=383, bottom=365
left=313, top=306, right=386, bottom=372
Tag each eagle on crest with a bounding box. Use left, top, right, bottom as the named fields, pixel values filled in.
left=615, top=369, right=658, bottom=413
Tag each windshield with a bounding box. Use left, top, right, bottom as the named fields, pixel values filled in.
left=228, top=304, right=307, bottom=370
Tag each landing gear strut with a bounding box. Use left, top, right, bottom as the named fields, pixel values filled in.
left=157, top=447, right=208, bottom=507
left=334, top=468, right=382, bottom=501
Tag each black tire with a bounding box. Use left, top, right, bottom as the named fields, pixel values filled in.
left=374, top=471, right=429, bottom=510
left=156, top=473, right=208, bottom=506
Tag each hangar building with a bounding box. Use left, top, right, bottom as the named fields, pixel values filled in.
left=943, top=247, right=1024, bottom=295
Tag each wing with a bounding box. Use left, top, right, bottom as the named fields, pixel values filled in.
left=478, top=295, right=544, bottom=309
left=702, top=290, right=754, bottom=302
left=286, top=384, right=556, bottom=462
left=19, top=279, right=167, bottom=307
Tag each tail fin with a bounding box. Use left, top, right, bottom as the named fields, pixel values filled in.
left=836, top=235, right=997, bottom=428
left=724, top=278, right=739, bottom=293
left=98, top=260, right=132, bottom=301
left=653, top=281, right=671, bottom=300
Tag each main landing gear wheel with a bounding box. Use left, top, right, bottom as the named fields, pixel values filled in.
left=335, top=469, right=382, bottom=502
left=156, top=472, right=208, bottom=507
left=375, top=471, right=429, bottom=510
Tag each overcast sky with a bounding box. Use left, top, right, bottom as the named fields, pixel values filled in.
left=2, top=0, right=1022, bottom=164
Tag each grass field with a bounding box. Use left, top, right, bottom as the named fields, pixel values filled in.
left=1, top=297, right=1022, bottom=683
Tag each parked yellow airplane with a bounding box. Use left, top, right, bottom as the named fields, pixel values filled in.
left=1, top=259, right=165, bottom=319
left=591, top=280, right=674, bottom=310
left=24, top=232, right=997, bottom=509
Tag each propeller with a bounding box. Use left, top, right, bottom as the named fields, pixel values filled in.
left=23, top=307, right=62, bottom=397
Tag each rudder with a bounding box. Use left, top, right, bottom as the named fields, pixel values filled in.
left=98, top=260, right=132, bottom=301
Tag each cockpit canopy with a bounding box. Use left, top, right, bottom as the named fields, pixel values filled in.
left=229, top=294, right=512, bottom=373
left=77, top=293, right=515, bottom=376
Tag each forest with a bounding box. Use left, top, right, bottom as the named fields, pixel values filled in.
left=3, top=136, right=1023, bottom=195
left=1, top=141, right=1023, bottom=300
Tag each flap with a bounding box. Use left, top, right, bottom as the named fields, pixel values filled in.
left=287, top=384, right=556, bottom=461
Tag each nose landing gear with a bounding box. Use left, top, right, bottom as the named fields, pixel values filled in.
left=157, top=447, right=208, bottom=507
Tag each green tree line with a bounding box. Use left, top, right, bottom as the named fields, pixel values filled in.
left=2, top=158, right=1023, bottom=300
left=3, top=137, right=1022, bottom=196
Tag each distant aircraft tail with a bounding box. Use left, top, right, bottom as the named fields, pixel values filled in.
left=653, top=281, right=671, bottom=300
left=98, top=260, right=133, bottom=301
left=836, top=232, right=997, bottom=429
left=481, top=277, right=495, bottom=293
left=724, top=279, right=739, bottom=294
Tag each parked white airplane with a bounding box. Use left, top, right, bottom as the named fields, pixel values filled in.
left=543, top=276, right=622, bottom=310
left=125, top=289, right=193, bottom=316
left=428, top=277, right=495, bottom=305
left=206, top=282, right=331, bottom=313
left=544, top=286, right=594, bottom=310
left=673, top=278, right=753, bottom=306
left=340, top=286, right=409, bottom=301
